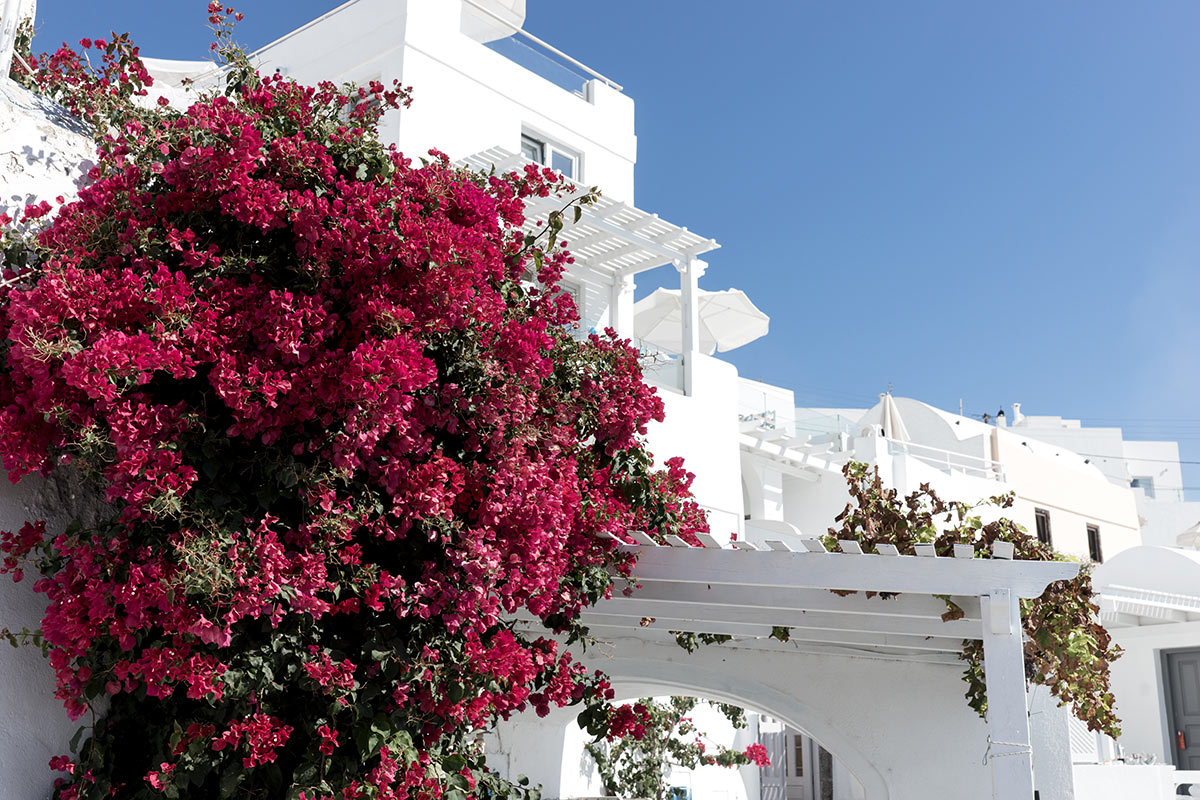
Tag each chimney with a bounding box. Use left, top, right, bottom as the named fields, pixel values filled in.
left=1012, top=403, right=1024, bottom=425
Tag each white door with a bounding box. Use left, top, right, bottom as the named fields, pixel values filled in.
left=784, top=729, right=817, bottom=800
left=760, top=730, right=787, bottom=800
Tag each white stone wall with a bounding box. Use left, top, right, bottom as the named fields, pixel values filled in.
left=0, top=80, right=94, bottom=224
left=0, top=78, right=105, bottom=796
left=0, top=470, right=108, bottom=799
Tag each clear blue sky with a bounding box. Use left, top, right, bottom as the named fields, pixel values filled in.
left=29, top=1, right=1200, bottom=493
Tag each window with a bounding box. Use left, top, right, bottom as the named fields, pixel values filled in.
left=790, top=733, right=805, bottom=778
left=520, top=133, right=579, bottom=180
left=1087, top=524, right=1103, bottom=563
left=1131, top=476, right=1156, bottom=499
left=1034, top=508, right=1052, bottom=547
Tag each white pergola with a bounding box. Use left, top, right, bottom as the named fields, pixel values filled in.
left=544, top=533, right=1080, bottom=800
left=459, top=147, right=719, bottom=395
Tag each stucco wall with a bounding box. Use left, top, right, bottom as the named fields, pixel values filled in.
left=1104, top=623, right=1182, bottom=763
left=0, top=470, right=109, bottom=799
left=0, top=77, right=106, bottom=798
left=994, top=430, right=1141, bottom=561
left=0, top=80, right=94, bottom=223
left=651, top=355, right=744, bottom=543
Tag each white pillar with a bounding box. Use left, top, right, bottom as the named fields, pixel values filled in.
left=980, top=588, right=1035, bottom=800
left=610, top=274, right=633, bottom=339
left=1, top=0, right=36, bottom=80
left=676, top=256, right=706, bottom=395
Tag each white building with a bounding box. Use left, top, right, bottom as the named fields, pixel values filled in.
left=1004, top=409, right=1200, bottom=550
left=4, top=2, right=1193, bottom=800
left=740, top=392, right=1143, bottom=565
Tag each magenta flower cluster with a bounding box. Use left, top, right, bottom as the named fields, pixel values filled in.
left=0, top=14, right=709, bottom=800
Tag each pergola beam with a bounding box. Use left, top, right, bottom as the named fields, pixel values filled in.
left=623, top=579, right=984, bottom=620
left=572, top=618, right=967, bottom=655
left=588, top=597, right=982, bottom=639
left=625, top=546, right=1078, bottom=599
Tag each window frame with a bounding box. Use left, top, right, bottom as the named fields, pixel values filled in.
left=520, top=131, right=581, bottom=181
left=1034, top=508, right=1052, bottom=547
left=1087, top=524, right=1103, bottom=563
left=1131, top=476, right=1156, bottom=499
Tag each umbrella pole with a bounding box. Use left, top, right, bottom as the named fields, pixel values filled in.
left=677, top=256, right=706, bottom=395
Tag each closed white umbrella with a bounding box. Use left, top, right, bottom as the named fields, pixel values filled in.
left=879, top=393, right=911, bottom=443
left=632, top=287, right=769, bottom=355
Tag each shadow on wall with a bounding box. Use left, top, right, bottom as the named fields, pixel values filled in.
left=0, top=468, right=109, bottom=798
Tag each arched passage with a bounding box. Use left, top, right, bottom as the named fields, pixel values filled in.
left=492, top=630, right=1005, bottom=800
left=598, top=655, right=887, bottom=800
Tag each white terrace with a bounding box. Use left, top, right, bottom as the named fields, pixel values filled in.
left=502, top=533, right=1080, bottom=800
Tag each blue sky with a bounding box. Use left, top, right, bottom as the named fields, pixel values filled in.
left=28, top=2, right=1200, bottom=492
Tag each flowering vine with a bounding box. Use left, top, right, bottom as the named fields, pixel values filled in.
left=0, top=8, right=709, bottom=799
left=582, top=697, right=770, bottom=800
left=827, top=462, right=1121, bottom=738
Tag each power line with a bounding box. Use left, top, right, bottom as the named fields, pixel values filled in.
left=1075, top=452, right=1200, bottom=465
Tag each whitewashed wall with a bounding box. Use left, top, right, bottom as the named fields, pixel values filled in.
left=650, top=355, right=745, bottom=543
left=0, top=78, right=105, bottom=797
left=0, top=470, right=106, bottom=799
left=993, top=430, right=1141, bottom=560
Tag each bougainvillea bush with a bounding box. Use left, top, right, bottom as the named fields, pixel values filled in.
left=1, top=10, right=708, bottom=799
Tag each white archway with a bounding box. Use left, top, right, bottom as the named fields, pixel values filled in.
left=598, top=654, right=888, bottom=800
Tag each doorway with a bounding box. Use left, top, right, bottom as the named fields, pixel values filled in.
left=1165, top=648, right=1200, bottom=769
left=784, top=728, right=818, bottom=800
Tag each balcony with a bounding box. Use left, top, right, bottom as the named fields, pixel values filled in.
left=464, top=0, right=623, bottom=100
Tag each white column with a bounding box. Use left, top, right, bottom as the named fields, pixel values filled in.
left=1, top=0, right=35, bottom=80
left=676, top=256, right=706, bottom=395
left=980, top=588, right=1035, bottom=800
left=609, top=274, right=634, bottom=339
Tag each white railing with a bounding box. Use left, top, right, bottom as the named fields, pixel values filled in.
left=1103, top=584, right=1200, bottom=616
left=886, top=439, right=1006, bottom=482
left=464, top=0, right=623, bottom=95
left=1068, top=715, right=1117, bottom=764
left=641, top=355, right=683, bottom=394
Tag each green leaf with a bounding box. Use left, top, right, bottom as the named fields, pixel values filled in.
left=69, top=725, right=86, bottom=753
left=219, top=766, right=244, bottom=798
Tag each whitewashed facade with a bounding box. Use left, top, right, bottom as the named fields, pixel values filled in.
left=740, top=392, right=1143, bottom=564
left=5, top=2, right=1196, bottom=800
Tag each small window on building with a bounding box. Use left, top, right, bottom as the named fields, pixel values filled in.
left=520, top=135, right=544, bottom=164
left=520, top=132, right=579, bottom=180
left=1034, top=508, right=1052, bottom=547
left=1131, top=477, right=1156, bottom=499
left=1087, top=524, right=1103, bottom=563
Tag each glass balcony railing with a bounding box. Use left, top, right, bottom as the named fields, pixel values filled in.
left=484, top=35, right=596, bottom=97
